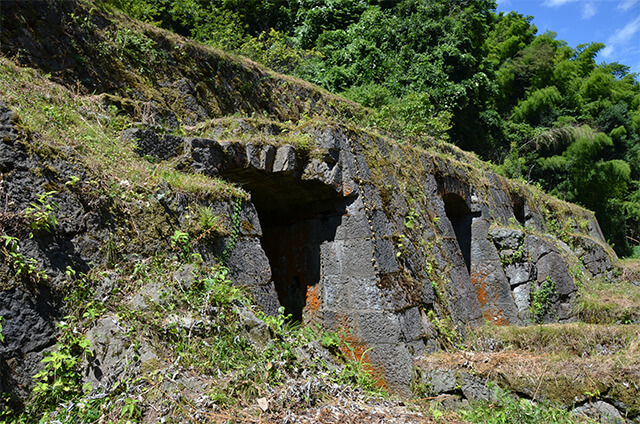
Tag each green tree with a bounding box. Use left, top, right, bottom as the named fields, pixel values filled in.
left=538, top=128, right=632, bottom=253
left=511, top=86, right=562, bottom=126
left=106, top=0, right=640, bottom=254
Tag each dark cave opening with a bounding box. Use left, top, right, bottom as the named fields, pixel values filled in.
left=259, top=198, right=350, bottom=321
left=443, top=193, right=479, bottom=271
left=511, top=194, right=526, bottom=226
left=221, top=168, right=350, bottom=321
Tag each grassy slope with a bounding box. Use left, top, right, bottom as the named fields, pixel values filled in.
left=0, top=1, right=637, bottom=422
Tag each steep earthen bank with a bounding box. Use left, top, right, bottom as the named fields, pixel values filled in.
left=0, top=0, right=623, bottom=417
left=0, top=96, right=615, bottom=399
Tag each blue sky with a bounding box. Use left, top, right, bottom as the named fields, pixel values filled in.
left=496, top=0, right=640, bottom=76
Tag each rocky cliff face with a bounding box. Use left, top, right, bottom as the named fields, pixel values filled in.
left=0, top=0, right=617, bottom=402
left=123, top=120, right=615, bottom=392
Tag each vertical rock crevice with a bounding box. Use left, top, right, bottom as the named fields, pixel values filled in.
left=442, top=193, right=480, bottom=272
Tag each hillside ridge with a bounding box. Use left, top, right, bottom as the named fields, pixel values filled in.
left=0, top=1, right=637, bottom=423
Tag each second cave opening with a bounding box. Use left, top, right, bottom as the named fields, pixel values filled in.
left=443, top=193, right=479, bottom=271
left=221, top=168, right=351, bottom=322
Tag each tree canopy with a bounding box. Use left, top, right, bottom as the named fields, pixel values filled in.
left=107, top=0, right=640, bottom=256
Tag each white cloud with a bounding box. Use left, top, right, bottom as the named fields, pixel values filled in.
left=601, top=45, right=615, bottom=59
left=618, top=0, right=640, bottom=11
left=601, top=15, right=640, bottom=62
left=543, top=0, right=639, bottom=9
left=543, top=0, right=578, bottom=7
left=582, top=3, right=597, bottom=18
left=608, top=15, right=640, bottom=45
left=544, top=0, right=639, bottom=10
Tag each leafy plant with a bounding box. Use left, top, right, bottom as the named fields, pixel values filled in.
left=427, top=310, right=461, bottom=351
left=497, top=141, right=526, bottom=179
left=289, top=131, right=314, bottom=152
left=120, top=397, right=141, bottom=420
left=257, top=306, right=290, bottom=335
left=31, top=322, right=92, bottom=408
left=221, top=197, right=243, bottom=264
left=1, top=235, right=47, bottom=282
left=170, top=229, right=191, bottom=260
left=583, top=388, right=601, bottom=401
left=68, top=11, right=96, bottom=31
left=0, top=316, right=5, bottom=344
left=187, top=204, right=225, bottom=243
left=201, top=262, right=248, bottom=308
left=378, top=92, right=454, bottom=142
left=411, top=373, right=435, bottom=399
left=196, top=205, right=221, bottom=232
left=43, top=105, right=66, bottom=128
left=170, top=229, right=190, bottom=246
left=320, top=329, right=341, bottom=352
left=461, top=383, right=590, bottom=424
left=332, top=333, right=383, bottom=395
left=498, top=235, right=527, bottom=266
left=396, top=234, right=409, bottom=257
left=530, top=277, right=557, bottom=323
left=24, top=191, right=58, bottom=234
left=404, top=207, right=420, bottom=230
left=65, top=175, right=80, bottom=187
left=105, top=27, right=158, bottom=74
left=62, top=273, right=105, bottom=325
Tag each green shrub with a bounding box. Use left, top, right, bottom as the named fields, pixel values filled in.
left=1, top=235, right=48, bottom=282
left=376, top=92, right=453, bottom=142
left=342, top=83, right=393, bottom=109
left=24, top=191, right=58, bottom=235
left=31, top=323, right=92, bottom=409
left=530, top=277, right=556, bottom=323
left=462, top=384, right=593, bottom=424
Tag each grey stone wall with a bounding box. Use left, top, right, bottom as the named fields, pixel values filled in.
left=0, top=103, right=617, bottom=396
left=0, top=0, right=621, bottom=400
left=125, top=121, right=616, bottom=393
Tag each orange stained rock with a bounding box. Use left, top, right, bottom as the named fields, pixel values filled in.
left=471, top=270, right=489, bottom=307
left=336, top=314, right=389, bottom=391
left=343, top=184, right=354, bottom=196
left=483, top=308, right=508, bottom=326
left=472, top=268, right=510, bottom=325
left=305, top=284, right=321, bottom=314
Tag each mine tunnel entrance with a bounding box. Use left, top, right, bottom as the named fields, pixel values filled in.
left=221, top=168, right=350, bottom=322
left=511, top=193, right=526, bottom=226
left=443, top=193, right=479, bottom=271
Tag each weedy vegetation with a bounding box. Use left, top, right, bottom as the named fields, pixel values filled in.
left=1, top=229, right=385, bottom=422
left=461, top=384, right=596, bottom=424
